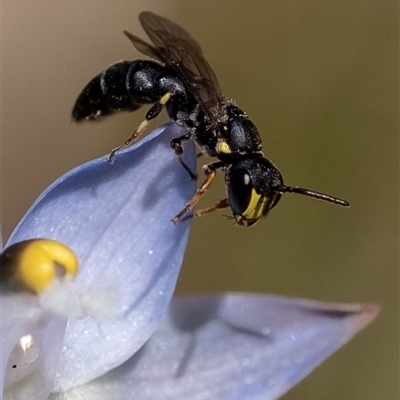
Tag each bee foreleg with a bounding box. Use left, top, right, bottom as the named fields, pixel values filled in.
left=194, top=198, right=229, bottom=218
left=171, top=161, right=224, bottom=224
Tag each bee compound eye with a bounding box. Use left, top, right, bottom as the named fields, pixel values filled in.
left=228, top=170, right=254, bottom=215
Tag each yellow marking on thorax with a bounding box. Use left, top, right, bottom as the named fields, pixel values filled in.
left=216, top=140, right=232, bottom=154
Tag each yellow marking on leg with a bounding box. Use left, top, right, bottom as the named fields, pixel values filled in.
left=108, top=119, right=149, bottom=163
left=108, top=93, right=173, bottom=163
left=159, top=92, right=172, bottom=105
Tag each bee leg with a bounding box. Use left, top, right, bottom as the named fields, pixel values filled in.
left=170, top=132, right=198, bottom=180
left=108, top=119, right=149, bottom=163
left=189, top=104, right=202, bottom=125
left=171, top=161, right=224, bottom=224
left=108, top=92, right=173, bottom=163
left=193, top=198, right=229, bottom=218
left=175, top=113, right=191, bottom=127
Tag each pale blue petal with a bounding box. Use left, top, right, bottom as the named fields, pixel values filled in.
left=7, top=123, right=196, bottom=391
left=1, top=294, right=67, bottom=400
left=51, top=294, right=379, bottom=400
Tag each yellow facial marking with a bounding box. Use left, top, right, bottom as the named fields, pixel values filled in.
left=216, top=141, right=231, bottom=154
left=0, top=239, right=79, bottom=293
left=242, top=189, right=267, bottom=221
left=242, top=190, right=280, bottom=222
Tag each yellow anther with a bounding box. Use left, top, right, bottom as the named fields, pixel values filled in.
left=0, top=239, right=79, bottom=293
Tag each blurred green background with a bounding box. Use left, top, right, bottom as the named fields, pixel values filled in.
left=2, top=1, right=398, bottom=399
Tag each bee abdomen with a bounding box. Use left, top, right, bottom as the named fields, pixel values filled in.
left=73, top=59, right=178, bottom=121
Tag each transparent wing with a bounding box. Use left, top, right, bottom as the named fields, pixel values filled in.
left=138, top=11, right=226, bottom=123
left=123, top=30, right=165, bottom=62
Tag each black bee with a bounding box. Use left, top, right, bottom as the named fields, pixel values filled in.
left=72, top=11, right=349, bottom=226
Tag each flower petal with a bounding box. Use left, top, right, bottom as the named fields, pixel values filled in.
left=7, top=123, right=196, bottom=391
left=1, top=293, right=67, bottom=400
left=51, top=293, right=380, bottom=400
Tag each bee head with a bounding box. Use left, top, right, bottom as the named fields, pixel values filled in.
left=226, top=156, right=350, bottom=227
left=226, top=157, right=283, bottom=226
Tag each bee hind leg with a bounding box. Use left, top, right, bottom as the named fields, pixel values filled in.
left=108, top=92, right=173, bottom=163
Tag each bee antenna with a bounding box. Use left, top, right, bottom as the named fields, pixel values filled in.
left=275, top=185, right=350, bottom=207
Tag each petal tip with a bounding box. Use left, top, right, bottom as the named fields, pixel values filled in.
left=358, top=302, right=381, bottom=324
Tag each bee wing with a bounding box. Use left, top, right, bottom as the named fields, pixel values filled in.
left=138, top=11, right=226, bottom=123
left=123, top=30, right=165, bottom=63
